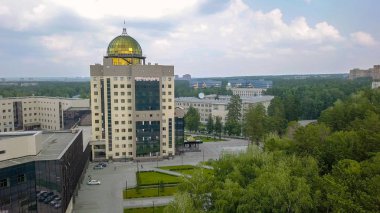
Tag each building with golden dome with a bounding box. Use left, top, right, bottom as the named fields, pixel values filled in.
left=90, top=28, right=181, bottom=161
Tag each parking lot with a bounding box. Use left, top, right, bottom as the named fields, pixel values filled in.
left=72, top=138, right=249, bottom=213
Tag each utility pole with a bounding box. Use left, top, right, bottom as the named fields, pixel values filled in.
left=125, top=178, right=128, bottom=198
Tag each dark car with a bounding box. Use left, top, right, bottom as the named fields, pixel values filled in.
left=98, top=162, right=107, bottom=167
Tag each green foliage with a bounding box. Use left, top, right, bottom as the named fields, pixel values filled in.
left=169, top=88, right=380, bottom=212
left=184, top=106, right=200, bottom=132
left=0, top=81, right=90, bottom=98
left=206, top=114, right=214, bottom=134
left=225, top=95, right=242, bottom=136
left=266, top=77, right=371, bottom=120
left=214, top=116, right=223, bottom=139
left=244, top=104, right=267, bottom=145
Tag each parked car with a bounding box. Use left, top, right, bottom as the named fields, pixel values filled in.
left=50, top=197, right=61, bottom=206
left=87, top=180, right=101, bottom=185
left=53, top=201, right=62, bottom=209
left=98, top=162, right=107, bottom=167
left=93, top=164, right=103, bottom=170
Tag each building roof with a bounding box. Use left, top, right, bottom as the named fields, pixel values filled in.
left=107, top=28, right=143, bottom=58
left=0, top=130, right=83, bottom=169
left=175, top=95, right=274, bottom=105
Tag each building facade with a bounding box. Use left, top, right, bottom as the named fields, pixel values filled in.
left=0, top=97, right=89, bottom=132
left=0, top=129, right=90, bottom=213
left=175, top=95, right=273, bottom=124
left=349, top=65, right=380, bottom=80
left=90, top=28, right=176, bottom=161
left=229, top=87, right=265, bottom=97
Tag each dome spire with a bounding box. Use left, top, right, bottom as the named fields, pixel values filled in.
left=122, top=20, right=127, bottom=35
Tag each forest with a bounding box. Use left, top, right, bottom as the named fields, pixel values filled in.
left=0, top=82, right=90, bottom=98
left=167, top=88, right=380, bottom=212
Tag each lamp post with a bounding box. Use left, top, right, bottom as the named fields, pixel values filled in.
left=153, top=201, right=155, bottom=213
left=203, top=149, right=205, bottom=162
left=156, top=152, right=159, bottom=168
left=125, top=178, right=128, bottom=198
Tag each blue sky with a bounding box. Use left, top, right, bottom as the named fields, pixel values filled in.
left=0, top=0, right=379, bottom=77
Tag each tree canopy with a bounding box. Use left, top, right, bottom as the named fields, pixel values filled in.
left=167, top=88, right=380, bottom=213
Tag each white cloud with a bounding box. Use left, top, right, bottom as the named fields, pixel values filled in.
left=144, top=0, right=343, bottom=63
left=350, top=31, right=377, bottom=46
left=54, top=0, right=201, bottom=19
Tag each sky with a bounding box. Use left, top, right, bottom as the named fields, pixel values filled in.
left=0, top=0, right=379, bottom=78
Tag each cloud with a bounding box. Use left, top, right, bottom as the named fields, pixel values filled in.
left=54, top=0, right=200, bottom=20
left=0, top=0, right=378, bottom=77
left=350, top=31, right=377, bottom=46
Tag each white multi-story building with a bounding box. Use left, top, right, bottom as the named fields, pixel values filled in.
left=90, top=28, right=177, bottom=161
left=0, top=97, right=89, bottom=132
left=175, top=95, right=274, bottom=124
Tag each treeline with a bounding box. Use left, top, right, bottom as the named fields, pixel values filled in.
left=0, top=82, right=90, bottom=98
left=166, top=88, right=380, bottom=212
left=175, top=80, right=232, bottom=97
left=265, top=77, right=371, bottom=120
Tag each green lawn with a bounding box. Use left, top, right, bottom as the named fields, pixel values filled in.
left=124, top=206, right=166, bottom=213
left=159, top=165, right=214, bottom=176
left=138, top=171, right=181, bottom=186
left=123, top=186, right=177, bottom=199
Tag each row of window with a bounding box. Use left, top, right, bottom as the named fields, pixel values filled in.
left=0, top=174, right=26, bottom=188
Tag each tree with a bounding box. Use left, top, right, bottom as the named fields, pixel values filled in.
left=206, top=114, right=214, bottom=134
left=184, top=106, right=200, bottom=132
left=244, top=104, right=267, bottom=146
left=214, top=116, right=223, bottom=139
left=225, top=95, right=242, bottom=136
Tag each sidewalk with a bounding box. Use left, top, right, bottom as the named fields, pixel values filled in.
left=123, top=196, right=174, bottom=208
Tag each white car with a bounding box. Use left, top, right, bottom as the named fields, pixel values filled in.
left=87, top=180, right=101, bottom=185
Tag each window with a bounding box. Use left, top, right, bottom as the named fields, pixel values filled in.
left=114, top=85, right=118, bottom=88
left=127, top=84, right=131, bottom=88
left=17, top=174, right=26, bottom=183
left=0, top=178, right=9, bottom=188
left=168, top=84, right=172, bottom=88
left=121, top=84, right=125, bottom=88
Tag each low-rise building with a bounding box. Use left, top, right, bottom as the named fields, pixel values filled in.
left=228, top=87, right=265, bottom=97
left=0, top=96, right=90, bottom=132
left=0, top=127, right=91, bottom=213
left=175, top=95, right=274, bottom=124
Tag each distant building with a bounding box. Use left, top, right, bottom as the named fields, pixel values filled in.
left=0, top=96, right=90, bottom=132
left=229, top=87, right=265, bottom=97
left=175, top=95, right=274, bottom=124
left=227, top=79, right=273, bottom=89
left=349, top=65, right=380, bottom=80
left=0, top=127, right=91, bottom=213
left=189, top=79, right=222, bottom=88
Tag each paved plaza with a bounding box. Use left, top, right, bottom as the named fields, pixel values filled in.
left=72, top=138, right=249, bottom=213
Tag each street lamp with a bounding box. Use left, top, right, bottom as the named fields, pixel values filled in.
left=125, top=178, right=128, bottom=198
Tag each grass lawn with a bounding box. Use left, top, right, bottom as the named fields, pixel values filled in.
left=138, top=171, right=181, bottom=186
left=123, top=186, right=177, bottom=199
left=159, top=165, right=214, bottom=176
left=124, top=206, right=166, bottom=213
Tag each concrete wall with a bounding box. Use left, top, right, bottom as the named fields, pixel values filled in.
left=0, top=131, right=42, bottom=161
